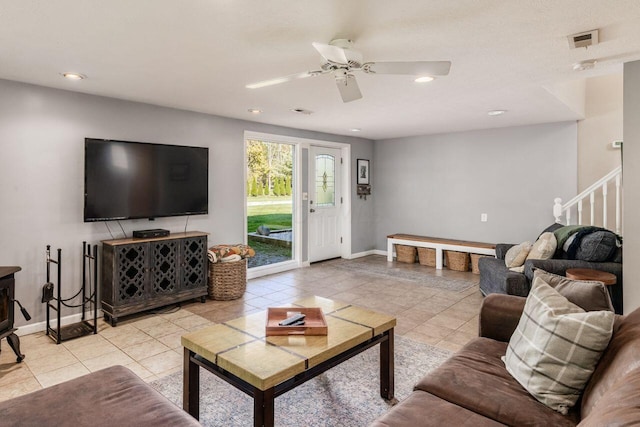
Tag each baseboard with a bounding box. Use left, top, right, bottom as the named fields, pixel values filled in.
left=372, top=249, right=387, bottom=257
left=348, top=250, right=379, bottom=259
left=16, top=310, right=103, bottom=337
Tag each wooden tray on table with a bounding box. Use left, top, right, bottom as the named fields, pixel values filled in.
left=266, top=307, right=328, bottom=336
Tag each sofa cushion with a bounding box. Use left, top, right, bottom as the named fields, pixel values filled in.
left=503, top=280, right=614, bottom=414
left=505, top=241, right=532, bottom=268
left=0, top=365, right=201, bottom=426
left=532, top=269, right=614, bottom=312
left=369, top=389, right=505, bottom=427
left=415, top=337, right=579, bottom=426
left=527, top=232, right=557, bottom=261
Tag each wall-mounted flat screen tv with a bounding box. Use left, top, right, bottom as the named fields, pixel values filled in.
left=84, top=138, right=209, bottom=222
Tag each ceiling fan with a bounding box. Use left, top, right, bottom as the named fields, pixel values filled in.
left=246, top=39, right=451, bottom=103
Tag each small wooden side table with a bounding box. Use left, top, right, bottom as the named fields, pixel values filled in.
left=566, top=268, right=617, bottom=285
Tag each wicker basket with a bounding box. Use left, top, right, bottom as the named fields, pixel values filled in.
left=470, top=253, right=489, bottom=274
left=417, top=247, right=436, bottom=267
left=444, top=251, right=470, bottom=272
left=395, top=245, right=417, bottom=263
left=208, top=258, right=247, bottom=300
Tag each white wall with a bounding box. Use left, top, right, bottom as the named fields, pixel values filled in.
left=373, top=122, right=578, bottom=249
left=0, top=79, right=374, bottom=327
left=623, top=61, right=640, bottom=313
left=577, top=74, right=623, bottom=226
left=578, top=74, right=623, bottom=189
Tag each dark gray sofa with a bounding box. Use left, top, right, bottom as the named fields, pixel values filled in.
left=478, top=227, right=623, bottom=313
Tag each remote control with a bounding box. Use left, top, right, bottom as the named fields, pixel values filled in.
left=290, top=320, right=305, bottom=326
left=279, top=313, right=306, bottom=326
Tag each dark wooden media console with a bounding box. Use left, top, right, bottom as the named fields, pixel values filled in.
left=101, top=232, right=208, bottom=326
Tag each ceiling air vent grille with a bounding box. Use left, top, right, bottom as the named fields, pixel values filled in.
left=568, top=30, right=599, bottom=49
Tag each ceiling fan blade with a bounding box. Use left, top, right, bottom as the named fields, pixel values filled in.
left=312, top=42, right=350, bottom=65
left=364, top=61, right=451, bottom=76
left=335, top=74, right=362, bottom=103
left=246, top=70, right=324, bottom=89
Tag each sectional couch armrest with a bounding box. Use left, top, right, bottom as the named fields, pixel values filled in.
left=479, top=294, right=526, bottom=342
left=495, top=244, right=516, bottom=260
left=524, top=259, right=622, bottom=283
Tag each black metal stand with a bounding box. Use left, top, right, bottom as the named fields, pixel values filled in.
left=45, top=242, right=98, bottom=344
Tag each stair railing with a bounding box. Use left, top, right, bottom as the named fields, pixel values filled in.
left=553, top=165, right=622, bottom=234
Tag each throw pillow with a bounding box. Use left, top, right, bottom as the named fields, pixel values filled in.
left=532, top=269, right=614, bottom=312
left=575, top=231, right=619, bottom=262
left=503, top=279, right=615, bottom=414
left=527, top=232, right=557, bottom=261
left=505, top=241, right=532, bottom=268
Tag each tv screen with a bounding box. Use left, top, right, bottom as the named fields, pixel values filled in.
left=84, top=138, right=208, bottom=222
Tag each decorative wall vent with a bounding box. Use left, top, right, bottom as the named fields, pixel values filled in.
left=568, top=29, right=599, bottom=49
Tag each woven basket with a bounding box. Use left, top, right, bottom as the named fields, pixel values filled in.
left=208, top=258, right=247, bottom=300
left=470, top=253, right=489, bottom=274
left=444, top=251, right=470, bottom=272
left=396, top=245, right=416, bottom=263
left=417, top=247, right=436, bottom=267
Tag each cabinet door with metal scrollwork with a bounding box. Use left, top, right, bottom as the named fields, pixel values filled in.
left=180, top=236, right=206, bottom=290
left=115, top=244, right=148, bottom=303
left=151, top=240, right=178, bottom=295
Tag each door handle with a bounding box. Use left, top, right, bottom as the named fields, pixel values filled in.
left=310, top=208, right=316, bottom=213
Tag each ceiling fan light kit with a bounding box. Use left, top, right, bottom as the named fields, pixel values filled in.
left=246, top=38, right=451, bottom=103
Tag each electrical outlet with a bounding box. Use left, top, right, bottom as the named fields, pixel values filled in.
left=481, top=213, right=488, bottom=222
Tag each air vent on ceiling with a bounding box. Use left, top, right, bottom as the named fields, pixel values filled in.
left=568, top=29, right=599, bottom=49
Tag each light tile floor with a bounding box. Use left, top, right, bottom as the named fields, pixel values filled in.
left=0, top=255, right=483, bottom=402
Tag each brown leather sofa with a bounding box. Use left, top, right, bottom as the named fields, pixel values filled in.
left=371, top=294, right=640, bottom=426
left=0, top=365, right=201, bottom=426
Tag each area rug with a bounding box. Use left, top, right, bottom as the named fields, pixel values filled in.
left=323, top=257, right=476, bottom=292
left=151, top=336, right=451, bottom=426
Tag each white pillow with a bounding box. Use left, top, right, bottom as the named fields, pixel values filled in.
left=503, top=278, right=614, bottom=414
left=505, top=241, right=532, bottom=268
left=527, top=232, right=557, bottom=260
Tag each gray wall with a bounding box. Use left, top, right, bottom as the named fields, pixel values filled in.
left=373, top=122, right=578, bottom=249
left=623, top=61, right=640, bottom=313
left=0, top=79, right=374, bottom=326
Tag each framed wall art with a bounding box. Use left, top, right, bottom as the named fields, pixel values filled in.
left=357, top=159, right=370, bottom=185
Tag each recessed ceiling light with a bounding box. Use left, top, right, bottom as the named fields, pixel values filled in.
left=488, top=110, right=507, bottom=116
left=290, top=108, right=313, bottom=115
left=247, top=108, right=262, bottom=114
left=349, top=128, right=362, bottom=132
left=414, top=76, right=435, bottom=83
left=62, top=72, right=86, bottom=80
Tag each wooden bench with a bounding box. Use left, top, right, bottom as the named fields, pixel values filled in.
left=387, top=234, right=496, bottom=269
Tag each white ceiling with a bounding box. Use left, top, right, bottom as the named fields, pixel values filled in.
left=1, top=1, right=640, bottom=140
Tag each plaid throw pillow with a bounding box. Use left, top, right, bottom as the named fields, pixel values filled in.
left=503, top=277, right=615, bottom=414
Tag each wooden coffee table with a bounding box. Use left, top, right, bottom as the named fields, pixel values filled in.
left=181, top=296, right=396, bottom=427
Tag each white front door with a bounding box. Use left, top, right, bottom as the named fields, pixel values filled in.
left=308, top=146, right=342, bottom=263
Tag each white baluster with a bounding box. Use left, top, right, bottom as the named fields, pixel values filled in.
left=602, top=182, right=608, bottom=229
left=578, top=199, right=583, bottom=225
left=590, top=192, right=595, bottom=226
left=553, top=198, right=563, bottom=224
left=616, top=174, right=621, bottom=234
left=566, top=207, right=571, bottom=225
